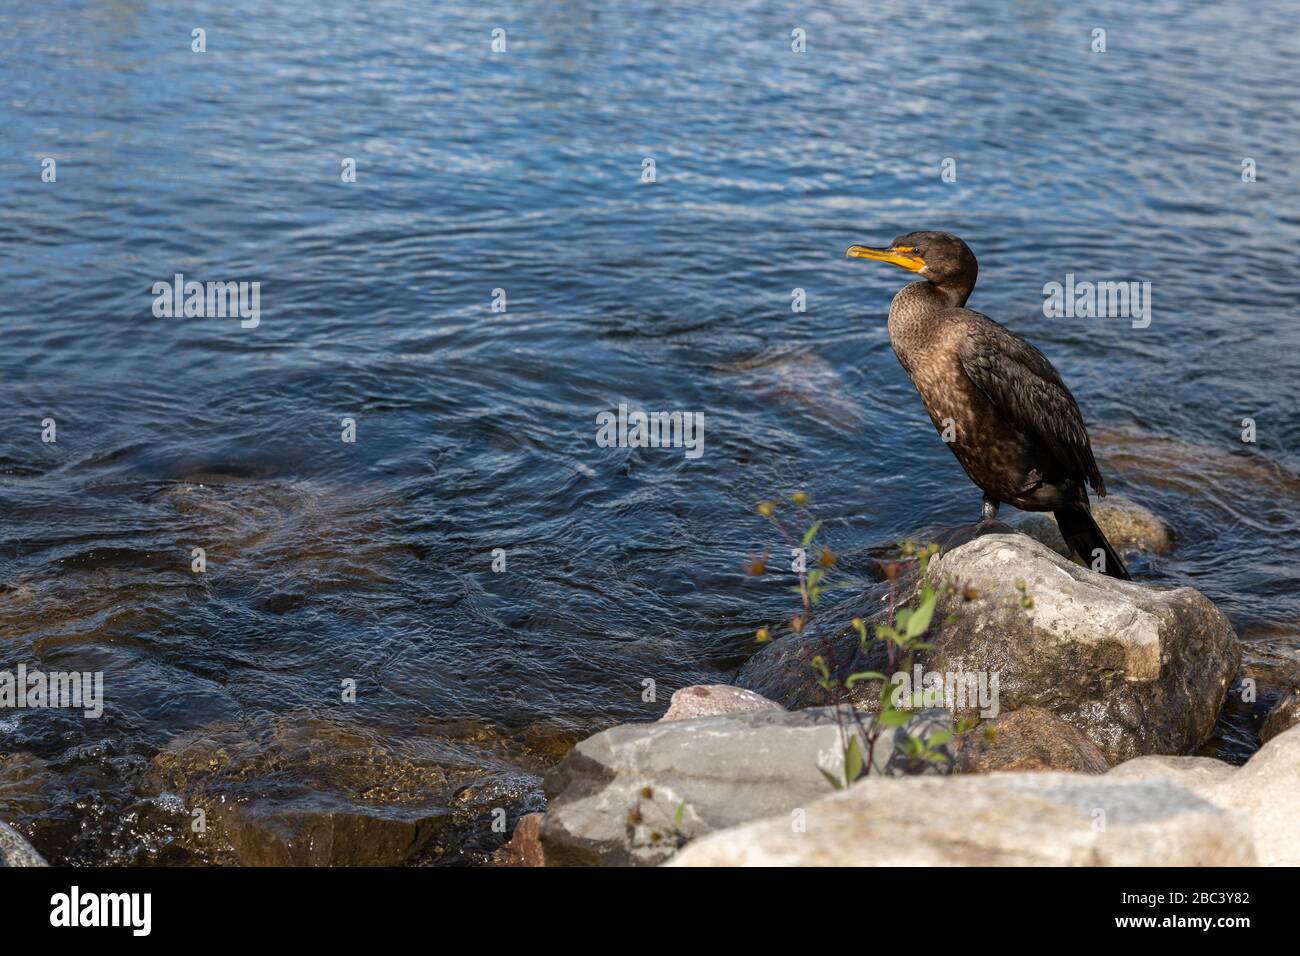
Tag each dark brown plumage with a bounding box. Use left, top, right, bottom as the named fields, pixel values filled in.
left=847, top=230, right=1129, bottom=579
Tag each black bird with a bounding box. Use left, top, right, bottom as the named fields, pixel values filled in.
left=846, top=231, right=1129, bottom=579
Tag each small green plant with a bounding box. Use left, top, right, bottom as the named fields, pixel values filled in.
left=749, top=496, right=955, bottom=788
left=748, top=494, right=1039, bottom=788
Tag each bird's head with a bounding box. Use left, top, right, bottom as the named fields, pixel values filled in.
left=846, top=231, right=977, bottom=302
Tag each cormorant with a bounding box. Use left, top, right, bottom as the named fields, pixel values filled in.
left=846, top=231, right=1130, bottom=579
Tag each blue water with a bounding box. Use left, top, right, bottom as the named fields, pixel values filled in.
left=2, top=1, right=1298, bottom=863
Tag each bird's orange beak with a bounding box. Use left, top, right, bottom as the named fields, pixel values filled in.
left=846, top=244, right=926, bottom=272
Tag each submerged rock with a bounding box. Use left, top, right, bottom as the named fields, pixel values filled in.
left=954, top=707, right=1111, bottom=775
left=717, top=347, right=867, bottom=431
left=0, top=820, right=46, bottom=867
left=660, top=685, right=783, bottom=722
left=1107, top=722, right=1300, bottom=865
left=539, top=706, right=952, bottom=866
left=1014, top=495, right=1174, bottom=557
left=150, top=720, right=455, bottom=866
left=920, top=534, right=1239, bottom=763
left=668, top=771, right=1254, bottom=866
left=148, top=713, right=550, bottom=866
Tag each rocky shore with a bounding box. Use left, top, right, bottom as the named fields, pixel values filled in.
left=7, top=498, right=1296, bottom=868
left=497, top=516, right=1300, bottom=867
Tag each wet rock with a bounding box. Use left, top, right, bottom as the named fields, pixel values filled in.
left=219, top=803, right=450, bottom=867
left=148, top=714, right=548, bottom=866
left=441, top=772, right=545, bottom=866
left=1261, top=688, right=1300, bottom=744
left=516, top=721, right=584, bottom=760
left=660, top=684, right=783, bottom=722
left=1108, top=722, right=1300, bottom=865
left=490, top=812, right=546, bottom=867
left=954, top=708, right=1110, bottom=775
left=539, top=706, right=952, bottom=866
left=1014, top=495, right=1174, bottom=556
left=920, top=534, right=1239, bottom=763
left=1090, top=426, right=1300, bottom=513
left=0, top=820, right=46, bottom=867
left=668, top=772, right=1255, bottom=867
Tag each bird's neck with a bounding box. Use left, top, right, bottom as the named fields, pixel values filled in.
left=890, top=278, right=972, bottom=316
left=930, top=275, right=975, bottom=308
left=889, top=281, right=958, bottom=320
left=887, top=281, right=964, bottom=364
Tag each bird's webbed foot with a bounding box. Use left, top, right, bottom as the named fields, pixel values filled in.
left=979, top=495, right=1000, bottom=524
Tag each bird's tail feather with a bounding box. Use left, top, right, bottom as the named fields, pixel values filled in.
left=1053, top=504, right=1130, bottom=580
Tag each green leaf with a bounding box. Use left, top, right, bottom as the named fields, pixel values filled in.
left=674, top=800, right=686, bottom=828
left=905, top=586, right=936, bottom=638
left=845, top=670, right=887, bottom=688
left=818, top=767, right=844, bottom=791
left=801, top=521, right=823, bottom=548
left=845, top=736, right=864, bottom=783
left=875, top=708, right=913, bottom=729
left=927, top=729, right=954, bottom=747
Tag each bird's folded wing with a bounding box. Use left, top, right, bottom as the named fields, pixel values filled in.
left=956, top=314, right=1105, bottom=495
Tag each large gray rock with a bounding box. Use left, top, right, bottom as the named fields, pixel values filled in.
left=919, top=534, right=1239, bottom=763
left=539, top=707, right=951, bottom=866
left=668, top=771, right=1256, bottom=866
left=1107, top=722, right=1300, bottom=866
left=0, top=821, right=46, bottom=867
left=1104, top=754, right=1237, bottom=789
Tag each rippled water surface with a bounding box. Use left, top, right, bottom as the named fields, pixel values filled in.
left=3, top=1, right=1299, bottom=863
